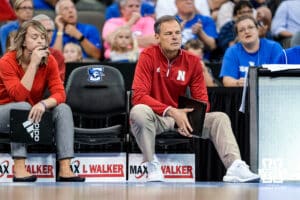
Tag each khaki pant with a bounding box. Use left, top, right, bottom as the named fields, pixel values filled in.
left=130, top=104, right=241, bottom=169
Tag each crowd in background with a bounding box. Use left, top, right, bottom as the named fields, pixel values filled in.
left=0, top=0, right=300, bottom=87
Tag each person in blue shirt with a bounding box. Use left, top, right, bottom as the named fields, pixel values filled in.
left=33, top=0, right=55, bottom=10
left=105, top=0, right=155, bottom=20
left=220, top=15, right=282, bottom=87
left=51, top=0, right=102, bottom=60
left=274, top=46, right=300, bottom=64
left=271, top=0, right=300, bottom=48
left=174, top=0, right=218, bottom=61
left=0, top=0, right=33, bottom=54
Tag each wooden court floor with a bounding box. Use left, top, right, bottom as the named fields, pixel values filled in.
left=1, top=182, right=300, bottom=200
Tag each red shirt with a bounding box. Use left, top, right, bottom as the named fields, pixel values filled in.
left=0, top=51, right=66, bottom=105
left=0, top=1, right=16, bottom=22
left=132, top=45, right=210, bottom=116
left=50, top=48, right=65, bottom=82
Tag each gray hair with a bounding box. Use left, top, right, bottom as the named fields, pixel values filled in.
left=55, top=0, right=74, bottom=14
left=32, top=14, right=55, bottom=29
left=119, top=0, right=141, bottom=8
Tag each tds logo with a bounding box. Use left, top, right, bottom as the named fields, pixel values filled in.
left=22, top=121, right=40, bottom=142
left=129, top=164, right=148, bottom=179
left=0, top=160, right=10, bottom=177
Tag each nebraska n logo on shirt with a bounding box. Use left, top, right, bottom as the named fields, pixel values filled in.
left=177, top=70, right=186, bottom=81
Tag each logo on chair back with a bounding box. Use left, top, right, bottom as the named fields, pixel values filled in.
left=88, top=67, right=105, bottom=82
left=22, top=120, right=40, bottom=142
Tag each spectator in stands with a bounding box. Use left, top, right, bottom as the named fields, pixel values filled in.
left=184, top=39, right=218, bottom=87
left=215, top=0, right=236, bottom=32
left=51, top=0, right=102, bottom=60
left=102, top=0, right=156, bottom=59
left=63, top=42, right=83, bottom=62
left=33, top=14, right=66, bottom=82
left=109, top=26, right=139, bottom=62
left=155, top=0, right=210, bottom=19
left=271, top=0, right=300, bottom=48
left=220, top=15, right=282, bottom=87
left=218, top=0, right=254, bottom=53
left=256, top=6, right=272, bottom=39
left=0, top=0, right=33, bottom=54
left=130, top=15, right=260, bottom=182
left=33, top=0, right=57, bottom=10
left=274, top=46, right=300, bottom=64
left=0, top=20, right=85, bottom=182
left=0, top=0, right=16, bottom=22
left=207, top=0, right=228, bottom=21
left=175, top=0, right=218, bottom=60
left=105, top=0, right=155, bottom=20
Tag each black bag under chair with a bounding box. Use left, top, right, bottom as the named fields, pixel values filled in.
left=65, top=65, right=128, bottom=152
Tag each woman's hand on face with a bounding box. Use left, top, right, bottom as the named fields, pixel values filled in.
left=30, top=46, right=49, bottom=67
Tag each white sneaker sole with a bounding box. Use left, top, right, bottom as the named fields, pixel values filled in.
left=223, top=176, right=260, bottom=183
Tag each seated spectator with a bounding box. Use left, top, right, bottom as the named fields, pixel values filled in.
left=155, top=0, right=210, bottom=19
left=218, top=0, right=254, bottom=53
left=216, top=0, right=238, bottom=32
left=184, top=39, right=218, bottom=87
left=63, top=42, right=83, bottom=63
left=51, top=0, right=102, bottom=60
left=33, top=0, right=56, bottom=10
left=256, top=6, right=272, bottom=39
left=105, top=0, right=155, bottom=20
left=102, top=0, right=156, bottom=60
left=174, top=0, right=218, bottom=60
left=207, top=0, right=228, bottom=21
left=220, top=15, right=282, bottom=87
left=0, top=20, right=85, bottom=182
left=130, top=15, right=260, bottom=183
left=274, top=46, right=300, bottom=64
left=109, top=26, right=139, bottom=62
left=33, top=14, right=66, bottom=82
left=0, top=0, right=17, bottom=22
left=271, top=1, right=300, bottom=48
left=0, top=0, right=33, bottom=54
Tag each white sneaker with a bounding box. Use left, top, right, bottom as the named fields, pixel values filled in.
left=144, top=159, right=164, bottom=182
left=223, top=160, right=260, bottom=183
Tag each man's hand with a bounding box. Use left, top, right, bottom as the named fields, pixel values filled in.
left=64, top=24, right=82, bottom=39
left=166, top=107, right=194, bottom=137
left=55, top=15, right=65, bottom=31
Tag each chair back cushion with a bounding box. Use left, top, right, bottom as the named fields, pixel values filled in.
left=66, top=65, right=126, bottom=116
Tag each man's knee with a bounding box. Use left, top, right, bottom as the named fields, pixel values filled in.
left=210, top=112, right=231, bottom=124
left=130, top=104, right=155, bottom=123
